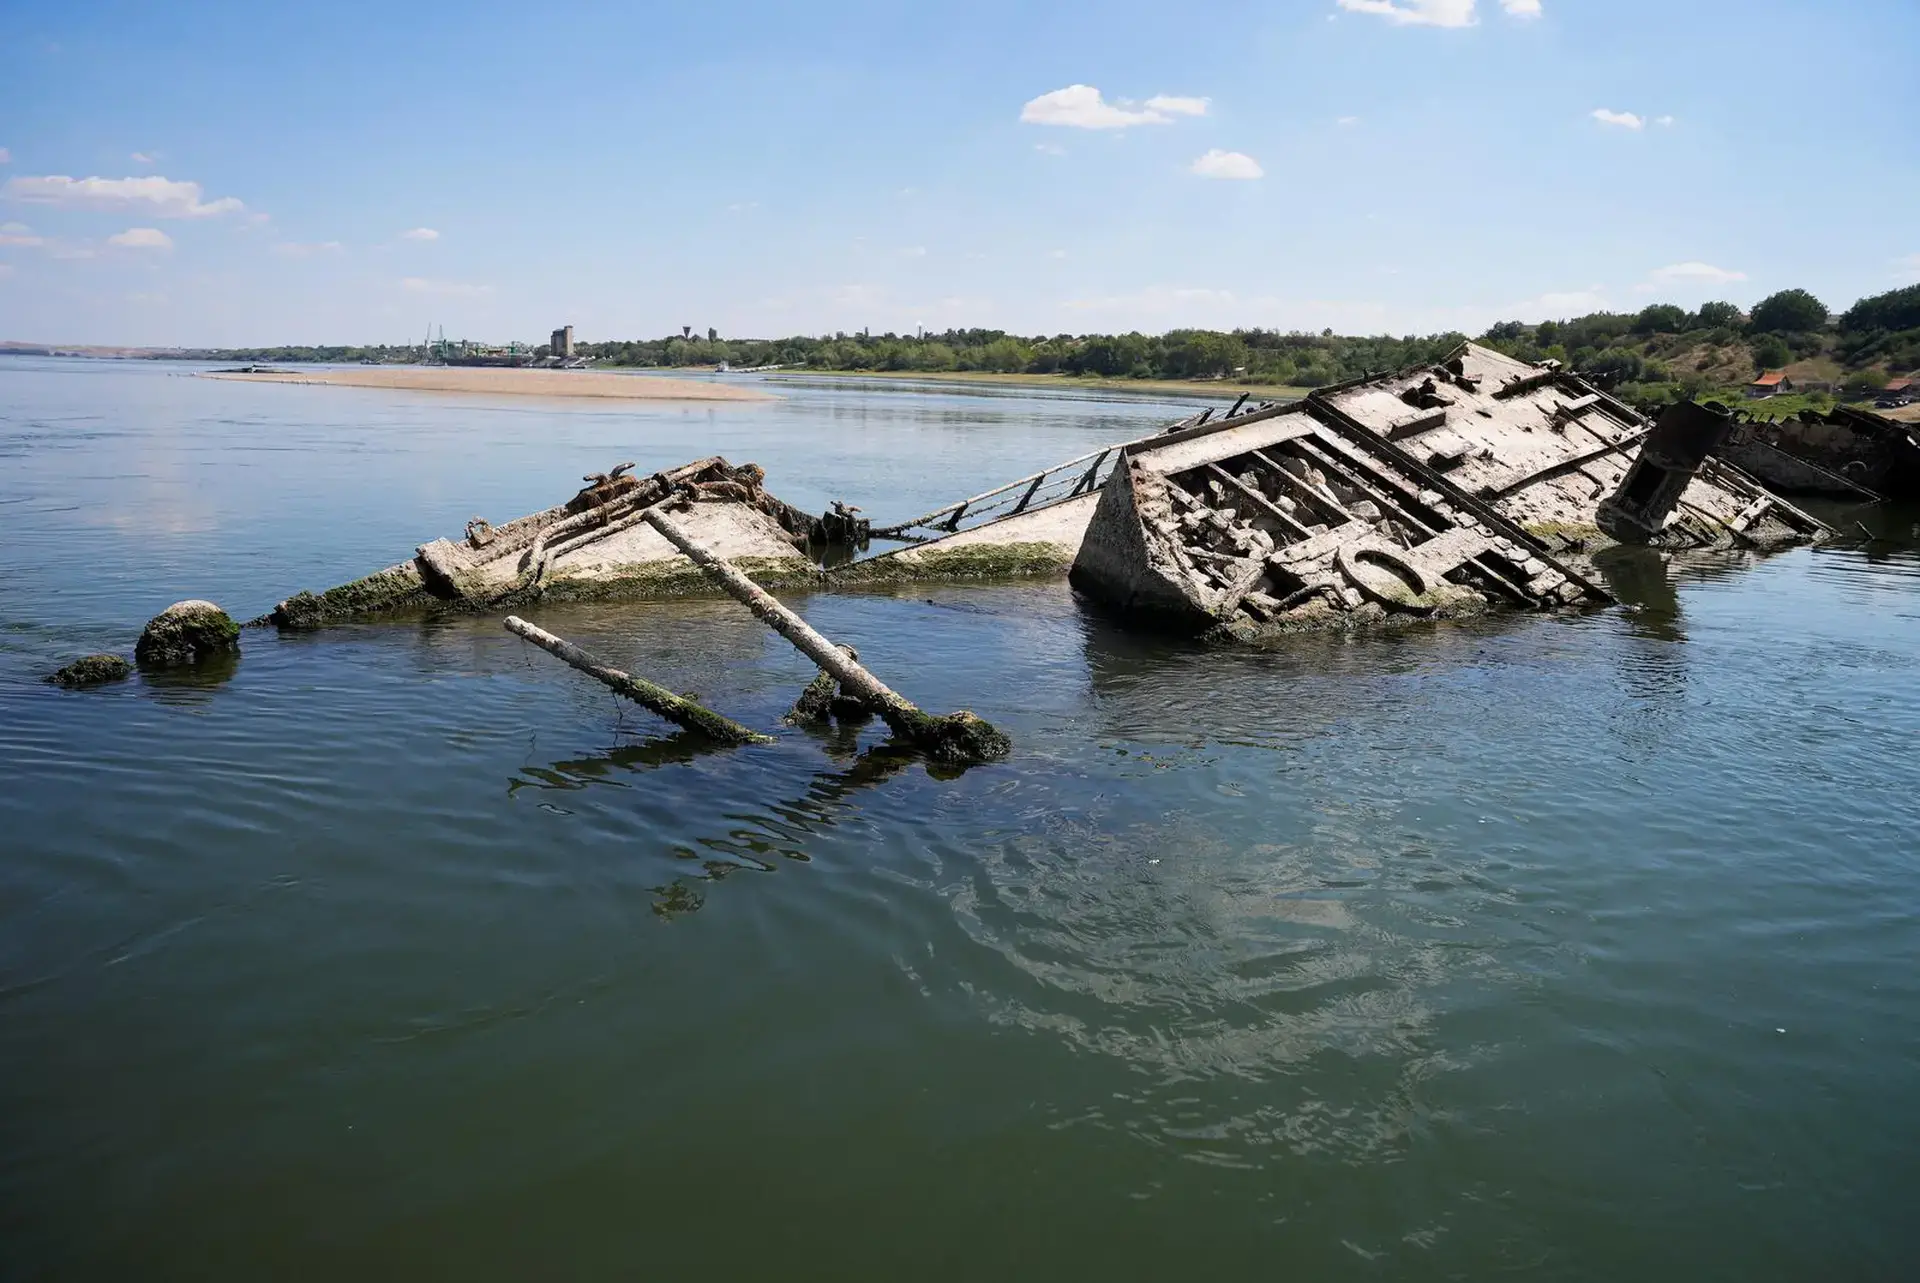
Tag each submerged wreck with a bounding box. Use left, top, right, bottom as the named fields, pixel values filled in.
left=1715, top=404, right=1920, bottom=501
left=262, top=343, right=1832, bottom=642
left=263, top=457, right=838, bottom=628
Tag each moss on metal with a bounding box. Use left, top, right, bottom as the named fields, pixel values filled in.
left=47, top=654, right=132, bottom=687
left=538, top=556, right=821, bottom=603
left=827, top=541, right=1074, bottom=586
left=260, top=566, right=434, bottom=630
left=890, top=708, right=1013, bottom=766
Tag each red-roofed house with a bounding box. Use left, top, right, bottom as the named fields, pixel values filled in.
left=1880, top=377, right=1916, bottom=407
left=1746, top=370, right=1793, bottom=399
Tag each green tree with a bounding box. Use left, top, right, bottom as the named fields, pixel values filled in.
left=1752, top=336, right=1792, bottom=371
left=1749, top=288, right=1828, bottom=335
left=1841, top=369, right=1890, bottom=400
left=1632, top=303, right=1688, bottom=335
left=1840, top=284, right=1920, bottom=335
left=1693, top=301, right=1742, bottom=329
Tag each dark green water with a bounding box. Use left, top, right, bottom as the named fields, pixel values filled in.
left=4, top=359, right=1919, bottom=1280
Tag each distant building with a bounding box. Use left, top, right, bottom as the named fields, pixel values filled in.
left=550, top=325, right=574, bottom=358
left=1881, top=377, right=1916, bottom=406
left=1746, top=370, right=1792, bottom=399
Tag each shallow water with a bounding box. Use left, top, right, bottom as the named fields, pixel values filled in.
left=4, top=359, right=1919, bottom=1279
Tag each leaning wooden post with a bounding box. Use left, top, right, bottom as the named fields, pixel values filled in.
left=505, top=615, right=772, bottom=745
left=641, top=507, right=1011, bottom=764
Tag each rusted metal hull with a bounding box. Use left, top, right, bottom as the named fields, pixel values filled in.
left=1716, top=406, right=1920, bottom=501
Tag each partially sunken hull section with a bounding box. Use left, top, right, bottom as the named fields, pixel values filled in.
left=1312, top=343, right=1828, bottom=554
left=1070, top=403, right=1610, bottom=638
left=264, top=457, right=820, bottom=628
left=1717, top=405, right=1920, bottom=501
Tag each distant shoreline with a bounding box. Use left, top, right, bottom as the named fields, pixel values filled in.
left=763, top=368, right=1310, bottom=400
left=199, top=366, right=775, bottom=402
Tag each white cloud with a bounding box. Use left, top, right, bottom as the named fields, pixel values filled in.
left=1501, top=0, right=1542, bottom=16
left=1034, top=142, right=1066, bottom=156
left=400, top=226, right=439, bottom=241
left=1655, top=115, right=1676, bottom=127
left=400, top=276, right=492, bottom=298
left=1337, top=0, right=1478, bottom=28
left=127, top=291, right=166, bottom=304
left=1049, top=249, right=1069, bottom=259
left=1144, top=95, right=1210, bottom=117
left=1591, top=108, right=1646, bottom=130
left=1021, top=85, right=1175, bottom=129
left=724, top=201, right=759, bottom=212
left=0, top=148, right=10, bottom=164
left=0, top=221, right=42, bottom=246
left=107, top=227, right=172, bottom=250
left=1647, top=262, right=1747, bottom=286
left=1337, top=116, right=1361, bottom=126
left=1190, top=149, right=1264, bottom=180
left=130, top=151, right=156, bottom=165
left=899, top=245, right=928, bottom=258
left=273, top=240, right=343, bottom=257
left=3, top=174, right=243, bottom=217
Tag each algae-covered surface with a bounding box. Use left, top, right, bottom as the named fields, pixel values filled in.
left=828, top=540, right=1075, bottom=586
left=4, top=356, right=1919, bottom=1281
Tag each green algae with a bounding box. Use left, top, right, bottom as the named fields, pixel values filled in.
left=47, top=654, right=132, bottom=687
left=260, top=566, right=434, bottom=629
left=135, top=604, right=241, bottom=668
left=538, top=556, right=821, bottom=603
left=828, top=541, right=1074, bottom=586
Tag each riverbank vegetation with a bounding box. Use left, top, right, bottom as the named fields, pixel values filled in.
left=162, top=283, right=1920, bottom=416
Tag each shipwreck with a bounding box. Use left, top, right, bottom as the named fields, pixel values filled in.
left=260, top=343, right=1833, bottom=641
left=1714, top=403, right=1920, bottom=501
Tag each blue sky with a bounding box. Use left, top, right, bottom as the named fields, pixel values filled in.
left=2, top=0, right=1915, bottom=346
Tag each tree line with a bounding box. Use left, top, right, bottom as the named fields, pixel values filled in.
left=170, top=281, right=1920, bottom=411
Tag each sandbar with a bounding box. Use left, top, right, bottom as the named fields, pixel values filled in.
left=201, top=366, right=774, bottom=402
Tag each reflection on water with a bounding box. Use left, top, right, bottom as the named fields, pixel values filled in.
left=4, top=359, right=1920, bottom=1280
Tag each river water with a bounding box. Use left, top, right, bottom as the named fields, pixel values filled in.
left=3, top=358, right=1918, bottom=1280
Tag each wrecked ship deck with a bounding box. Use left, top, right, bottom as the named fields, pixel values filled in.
left=263, top=344, right=1835, bottom=640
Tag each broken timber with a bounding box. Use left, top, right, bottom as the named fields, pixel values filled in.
left=504, top=615, right=772, bottom=745
left=641, top=506, right=1011, bottom=765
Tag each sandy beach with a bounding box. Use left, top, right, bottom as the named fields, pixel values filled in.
left=201, top=366, right=774, bottom=402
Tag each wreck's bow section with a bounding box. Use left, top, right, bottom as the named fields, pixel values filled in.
left=1070, top=404, right=1609, bottom=636
left=264, top=457, right=826, bottom=628
left=1311, top=343, right=1827, bottom=553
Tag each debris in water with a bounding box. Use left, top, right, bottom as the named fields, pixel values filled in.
left=503, top=615, right=772, bottom=745
left=642, top=503, right=1011, bottom=765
